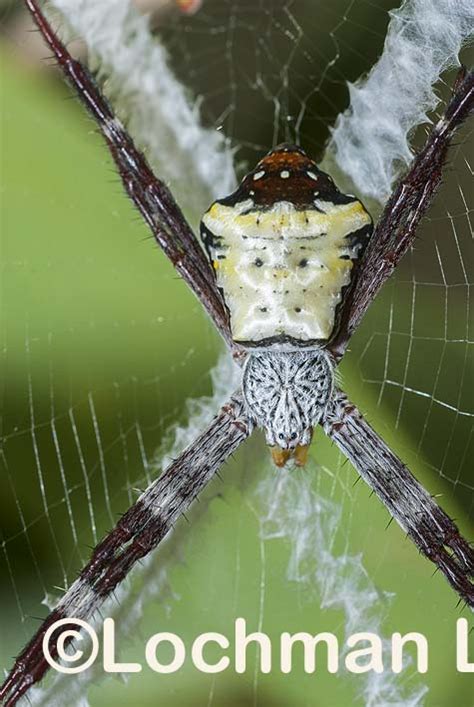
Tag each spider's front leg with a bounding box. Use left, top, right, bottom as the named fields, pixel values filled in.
left=323, top=390, right=474, bottom=607
left=198, top=72, right=474, bottom=606
left=320, top=67, right=474, bottom=606
left=0, top=393, right=251, bottom=707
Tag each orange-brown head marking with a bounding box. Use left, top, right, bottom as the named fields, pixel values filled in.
left=244, top=143, right=342, bottom=209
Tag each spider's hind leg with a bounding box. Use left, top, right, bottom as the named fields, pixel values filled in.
left=25, top=0, right=234, bottom=349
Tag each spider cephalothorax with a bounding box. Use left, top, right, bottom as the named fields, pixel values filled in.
left=201, top=143, right=371, bottom=464
left=242, top=349, right=333, bottom=466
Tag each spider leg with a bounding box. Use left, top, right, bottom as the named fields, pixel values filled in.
left=329, top=68, right=474, bottom=360
left=0, top=393, right=250, bottom=707
left=322, top=389, right=474, bottom=606
left=24, top=0, right=234, bottom=349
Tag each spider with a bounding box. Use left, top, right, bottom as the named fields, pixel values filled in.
left=1, top=2, right=473, bottom=705
left=201, top=142, right=373, bottom=468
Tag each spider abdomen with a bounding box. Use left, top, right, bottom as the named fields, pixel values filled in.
left=201, top=143, right=372, bottom=349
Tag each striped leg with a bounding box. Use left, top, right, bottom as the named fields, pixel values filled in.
left=24, top=0, right=234, bottom=349
left=0, top=393, right=250, bottom=706
left=322, top=390, right=474, bottom=607
left=329, top=68, right=474, bottom=360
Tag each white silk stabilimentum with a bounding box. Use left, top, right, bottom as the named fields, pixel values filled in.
left=254, top=471, right=429, bottom=706
left=46, top=0, right=237, bottom=221
left=328, top=0, right=474, bottom=201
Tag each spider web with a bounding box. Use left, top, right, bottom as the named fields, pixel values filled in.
left=1, top=1, right=473, bottom=705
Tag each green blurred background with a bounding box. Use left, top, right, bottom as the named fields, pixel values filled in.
left=0, top=1, right=473, bottom=705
